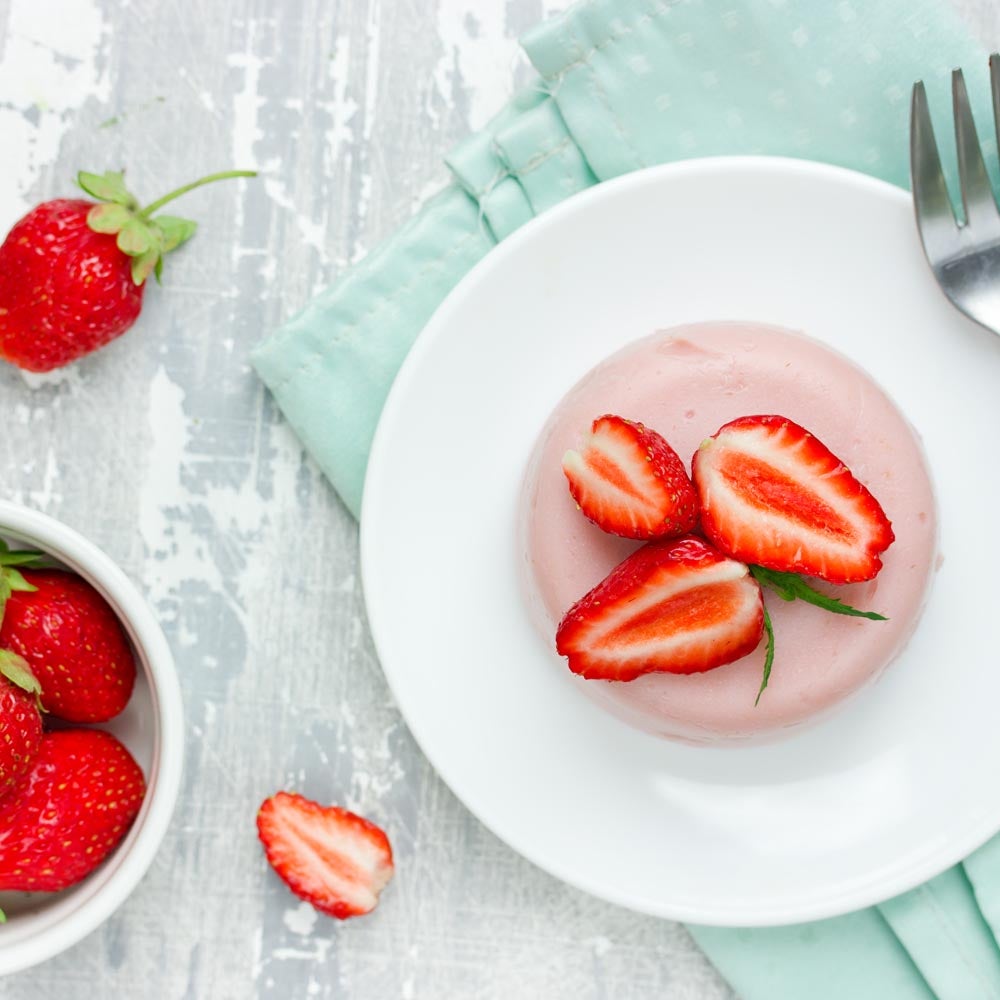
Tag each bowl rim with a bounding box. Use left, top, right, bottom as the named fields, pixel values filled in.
left=0, top=499, right=184, bottom=976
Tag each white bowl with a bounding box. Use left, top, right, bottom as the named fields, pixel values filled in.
left=0, top=500, right=183, bottom=975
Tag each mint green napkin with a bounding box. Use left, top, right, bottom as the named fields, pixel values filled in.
left=253, top=2, right=1000, bottom=996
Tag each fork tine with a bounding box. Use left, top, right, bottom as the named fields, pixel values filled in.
left=911, top=80, right=959, bottom=260
left=953, top=67, right=999, bottom=226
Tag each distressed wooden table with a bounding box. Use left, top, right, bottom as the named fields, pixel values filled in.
left=0, top=1, right=996, bottom=997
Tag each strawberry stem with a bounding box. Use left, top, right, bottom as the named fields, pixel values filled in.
left=138, top=170, right=257, bottom=219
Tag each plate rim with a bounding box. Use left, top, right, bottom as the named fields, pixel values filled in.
left=360, top=155, right=994, bottom=926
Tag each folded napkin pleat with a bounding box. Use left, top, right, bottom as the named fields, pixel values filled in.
left=252, top=1, right=1000, bottom=996
left=964, top=837, right=1000, bottom=963
left=689, top=909, right=935, bottom=1000
left=879, top=868, right=1000, bottom=1000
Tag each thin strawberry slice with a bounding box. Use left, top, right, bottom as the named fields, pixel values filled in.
left=556, top=536, right=764, bottom=680
left=692, top=415, right=895, bottom=584
left=562, top=415, right=699, bottom=540
left=257, top=792, right=394, bottom=920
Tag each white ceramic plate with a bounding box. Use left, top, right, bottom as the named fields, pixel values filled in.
left=361, top=157, right=1000, bottom=926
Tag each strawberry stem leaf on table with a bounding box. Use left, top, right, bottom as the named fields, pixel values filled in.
left=749, top=565, right=888, bottom=621
left=77, top=168, right=257, bottom=286
left=755, top=605, right=775, bottom=707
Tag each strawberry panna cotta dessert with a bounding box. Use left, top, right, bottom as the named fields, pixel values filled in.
left=0, top=542, right=144, bottom=918
left=556, top=413, right=891, bottom=699
left=523, top=322, right=937, bottom=743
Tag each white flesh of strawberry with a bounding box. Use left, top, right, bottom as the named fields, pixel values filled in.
left=572, top=559, right=754, bottom=666
left=277, top=806, right=392, bottom=912
left=699, top=426, right=878, bottom=555
left=563, top=430, right=660, bottom=527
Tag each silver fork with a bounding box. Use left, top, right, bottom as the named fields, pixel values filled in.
left=911, top=55, right=1000, bottom=333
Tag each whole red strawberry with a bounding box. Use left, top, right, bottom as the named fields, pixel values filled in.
left=0, top=168, right=254, bottom=371
left=0, top=653, right=42, bottom=802
left=0, top=729, right=145, bottom=892
left=0, top=569, right=136, bottom=723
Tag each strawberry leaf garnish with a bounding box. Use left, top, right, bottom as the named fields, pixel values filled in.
left=750, top=565, right=885, bottom=705
left=755, top=604, right=774, bottom=706
left=749, top=565, right=888, bottom=620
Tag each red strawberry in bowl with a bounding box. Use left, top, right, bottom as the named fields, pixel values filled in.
left=0, top=570, right=136, bottom=722
left=562, top=415, right=699, bottom=540
left=692, top=415, right=895, bottom=584
left=0, top=654, right=42, bottom=802
left=0, top=168, right=254, bottom=371
left=556, top=535, right=764, bottom=681
left=257, top=792, right=394, bottom=920
left=0, top=729, right=145, bottom=892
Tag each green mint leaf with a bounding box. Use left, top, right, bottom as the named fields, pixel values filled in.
left=0, top=907, right=6, bottom=923
left=77, top=170, right=134, bottom=206
left=749, top=566, right=887, bottom=621
left=153, top=215, right=197, bottom=252
left=87, top=202, right=132, bottom=235
left=755, top=604, right=774, bottom=706
left=116, top=218, right=155, bottom=256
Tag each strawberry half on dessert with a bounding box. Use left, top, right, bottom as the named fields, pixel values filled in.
left=692, top=415, right=894, bottom=584
left=562, top=415, right=698, bottom=540
left=556, top=536, right=764, bottom=681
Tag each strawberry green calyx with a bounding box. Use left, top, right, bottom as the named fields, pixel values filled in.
left=0, top=648, right=42, bottom=703
left=78, top=168, right=257, bottom=286
left=0, top=539, right=40, bottom=623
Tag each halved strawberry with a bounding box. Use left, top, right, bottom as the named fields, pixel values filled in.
left=562, top=415, right=698, bottom=539
left=257, top=791, right=394, bottom=920
left=692, top=415, right=894, bottom=584
left=555, top=535, right=764, bottom=680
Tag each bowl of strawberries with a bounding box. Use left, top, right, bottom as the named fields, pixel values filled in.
left=0, top=500, right=183, bottom=975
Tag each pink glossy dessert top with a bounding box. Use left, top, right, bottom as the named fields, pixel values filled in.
left=520, top=322, right=938, bottom=743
